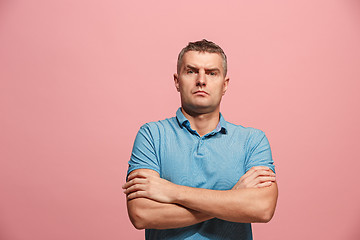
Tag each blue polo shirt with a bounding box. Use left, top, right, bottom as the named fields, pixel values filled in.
left=127, top=108, right=275, bottom=240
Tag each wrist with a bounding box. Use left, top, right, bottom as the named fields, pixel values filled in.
left=173, top=184, right=186, bottom=204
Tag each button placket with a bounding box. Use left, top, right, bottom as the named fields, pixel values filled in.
left=196, top=137, right=205, bottom=155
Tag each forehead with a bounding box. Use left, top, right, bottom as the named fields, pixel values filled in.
left=181, top=51, right=223, bottom=70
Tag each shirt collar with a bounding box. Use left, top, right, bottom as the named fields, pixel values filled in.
left=176, top=108, right=227, bottom=135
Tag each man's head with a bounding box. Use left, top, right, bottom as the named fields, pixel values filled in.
left=174, top=39, right=229, bottom=115
left=177, top=39, right=227, bottom=77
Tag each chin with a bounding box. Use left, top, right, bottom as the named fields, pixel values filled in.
left=185, top=105, right=217, bottom=115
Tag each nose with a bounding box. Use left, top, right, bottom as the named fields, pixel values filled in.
left=196, top=71, right=206, bottom=87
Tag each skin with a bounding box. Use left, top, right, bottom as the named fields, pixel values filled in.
left=174, top=51, right=229, bottom=136
left=123, top=51, right=278, bottom=229
left=124, top=167, right=277, bottom=223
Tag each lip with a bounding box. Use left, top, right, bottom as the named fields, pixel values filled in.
left=193, top=90, right=209, bottom=95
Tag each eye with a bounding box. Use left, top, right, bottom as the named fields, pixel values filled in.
left=187, top=70, right=194, bottom=74
left=209, top=71, right=217, bottom=76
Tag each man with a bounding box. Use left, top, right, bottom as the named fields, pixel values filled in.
left=122, top=39, right=278, bottom=240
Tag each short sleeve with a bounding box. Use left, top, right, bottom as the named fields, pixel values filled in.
left=244, top=129, right=275, bottom=173
left=127, top=124, right=160, bottom=176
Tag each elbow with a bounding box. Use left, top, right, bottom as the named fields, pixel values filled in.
left=127, top=198, right=163, bottom=230
left=256, top=202, right=276, bottom=223
left=128, top=208, right=148, bottom=230
left=255, top=185, right=278, bottom=223
left=258, top=208, right=274, bottom=223
left=131, top=219, right=146, bottom=230
left=133, top=223, right=146, bottom=230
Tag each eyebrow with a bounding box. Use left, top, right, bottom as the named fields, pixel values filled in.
left=205, top=68, right=220, bottom=72
left=184, top=65, right=220, bottom=72
left=184, top=65, right=198, bottom=71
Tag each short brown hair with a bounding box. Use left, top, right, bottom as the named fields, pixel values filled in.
left=177, top=39, right=227, bottom=76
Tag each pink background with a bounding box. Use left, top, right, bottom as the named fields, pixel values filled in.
left=1, top=0, right=360, bottom=239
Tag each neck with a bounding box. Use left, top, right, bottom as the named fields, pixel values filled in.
left=181, top=107, right=220, bottom=137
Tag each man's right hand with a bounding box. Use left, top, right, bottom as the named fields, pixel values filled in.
left=124, top=169, right=214, bottom=229
left=123, top=170, right=180, bottom=203
left=232, top=166, right=276, bottom=190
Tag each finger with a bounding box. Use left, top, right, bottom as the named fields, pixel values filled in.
left=249, top=167, right=275, bottom=176
left=239, top=167, right=259, bottom=181
left=122, top=178, right=147, bottom=189
left=238, top=174, right=275, bottom=189
left=255, top=181, right=273, bottom=188
left=253, top=176, right=276, bottom=185
left=254, top=170, right=276, bottom=177
left=127, top=171, right=148, bottom=181
left=246, top=169, right=275, bottom=180
left=127, top=190, right=147, bottom=200
left=240, top=168, right=268, bottom=182
left=241, top=167, right=273, bottom=181
left=123, top=183, right=146, bottom=194
left=237, top=167, right=275, bottom=188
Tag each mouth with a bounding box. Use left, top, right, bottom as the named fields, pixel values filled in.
left=193, top=90, right=209, bottom=95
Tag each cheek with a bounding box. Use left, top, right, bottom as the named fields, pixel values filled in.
left=215, top=88, right=226, bottom=99
left=178, top=85, right=190, bottom=97
left=179, top=81, right=192, bottom=92
left=213, top=84, right=225, bottom=94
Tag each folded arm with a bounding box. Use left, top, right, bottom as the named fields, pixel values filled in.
left=174, top=181, right=278, bottom=223
left=127, top=197, right=213, bottom=230
left=123, top=166, right=277, bottom=229
left=125, top=169, right=213, bottom=229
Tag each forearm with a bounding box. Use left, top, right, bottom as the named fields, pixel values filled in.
left=174, top=182, right=278, bottom=223
left=127, top=198, right=213, bottom=229
left=124, top=168, right=278, bottom=226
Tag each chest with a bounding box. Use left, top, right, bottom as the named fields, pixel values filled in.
left=158, top=133, right=247, bottom=190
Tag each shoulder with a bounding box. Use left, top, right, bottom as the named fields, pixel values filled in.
left=137, top=116, right=178, bottom=139
left=224, top=121, right=269, bottom=150
left=225, top=120, right=265, bottom=138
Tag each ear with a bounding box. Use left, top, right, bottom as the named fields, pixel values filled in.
left=174, top=73, right=180, bottom=92
left=222, top=76, right=229, bottom=95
